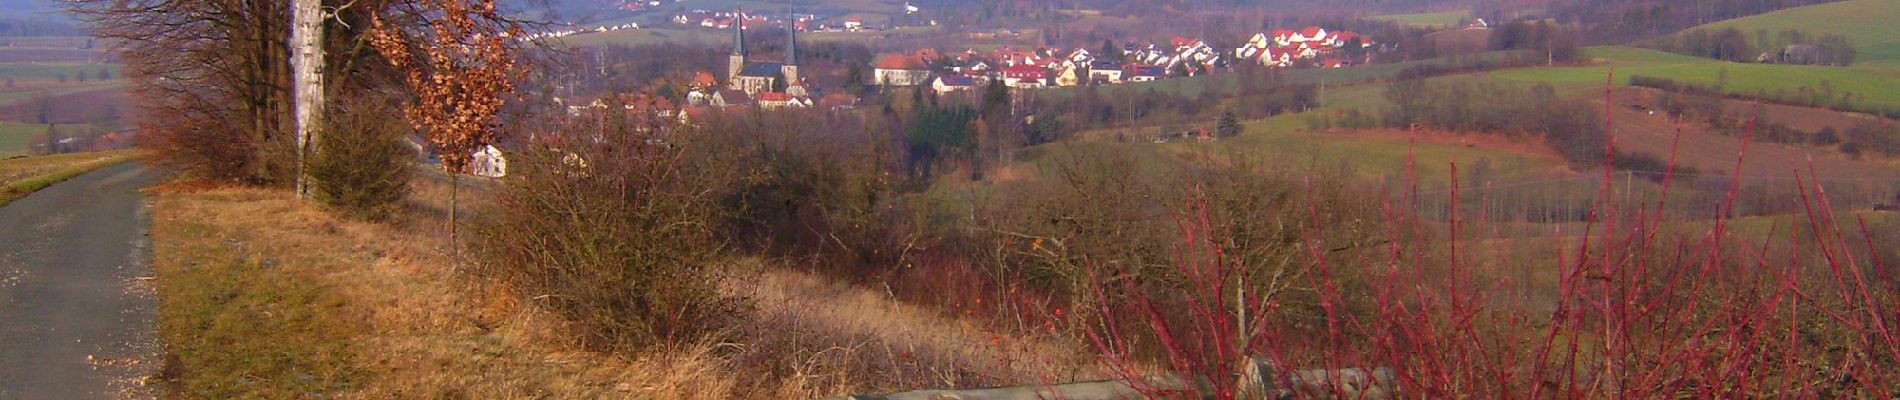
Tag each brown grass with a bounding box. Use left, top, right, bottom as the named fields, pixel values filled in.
left=150, top=173, right=1088, bottom=398
left=0, top=150, right=137, bottom=207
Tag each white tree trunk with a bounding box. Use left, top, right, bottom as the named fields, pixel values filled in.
left=291, top=0, right=325, bottom=198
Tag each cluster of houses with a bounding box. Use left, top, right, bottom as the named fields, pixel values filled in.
left=870, top=27, right=1370, bottom=95
left=1232, top=27, right=1374, bottom=68
left=861, top=39, right=1224, bottom=96
left=674, top=10, right=812, bottom=31
left=524, top=22, right=642, bottom=42
left=616, top=0, right=686, bottom=12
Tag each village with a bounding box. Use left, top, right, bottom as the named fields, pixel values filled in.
left=558, top=6, right=1381, bottom=123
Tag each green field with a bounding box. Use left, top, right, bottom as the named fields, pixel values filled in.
left=1369, top=11, right=1472, bottom=28
left=553, top=27, right=724, bottom=47
left=1489, top=46, right=1900, bottom=111
left=0, top=121, right=48, bottom=156
left=1688, top=0, right=1900, bottom=63
left=0, top=62, right=120, bottom=83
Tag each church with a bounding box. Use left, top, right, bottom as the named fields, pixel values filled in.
left=726, top=7, right=807, bottom=98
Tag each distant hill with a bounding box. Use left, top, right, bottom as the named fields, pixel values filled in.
left=0, top=0, right=70, bottom=19
left=1687, top=0, right=1900, bottom=63
left=0, top=0, right=81, bottom=34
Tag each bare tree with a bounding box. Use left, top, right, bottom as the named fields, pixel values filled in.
left=74, top=0, right=411, bottom=182
left=293, top=0, right=326, bottom=197
left=74, top=0, right=292, bottom=181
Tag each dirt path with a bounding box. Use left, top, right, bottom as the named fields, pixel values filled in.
left=0, top=162, right=161, bottom=399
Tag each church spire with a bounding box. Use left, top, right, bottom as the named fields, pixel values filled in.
left=732, top=4, right=746, bottom=57
left=784, top=1, right=798, bottom=66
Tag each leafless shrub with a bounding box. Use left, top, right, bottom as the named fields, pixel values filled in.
left=307, top=98, right=412, bottom=221
left=470, top=116, right=746, bottom=352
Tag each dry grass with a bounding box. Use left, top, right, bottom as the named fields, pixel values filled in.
left=728, top=262, right=1102, bottom=397
left=150, top=173, right=1088, bottom=398
left=0, top=150, right=137, bottom=207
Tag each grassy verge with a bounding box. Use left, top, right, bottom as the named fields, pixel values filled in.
left=149, top=176, right=1077, bottom=398
left=0, top=150, right=137, bottom=207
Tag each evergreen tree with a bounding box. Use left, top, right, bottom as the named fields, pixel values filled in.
left=1217, top=111, right=1242, bottom=138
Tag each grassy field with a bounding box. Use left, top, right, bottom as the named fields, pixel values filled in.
left=1489, top=46, right=1900, bottom=111
left=1369, top=10, right=1471, bottom=28
left=0, top=150, right=137, bottom=207
left=551, top=27, right=725, bottom=47
left=0, top=121, right=46, bottom=156
left=1687, top=0, right=1900, bottom=63
left=0, top=62, right=119, bottom=84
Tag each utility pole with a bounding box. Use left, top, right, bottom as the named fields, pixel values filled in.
left=292, top=0, right=325, bottom=199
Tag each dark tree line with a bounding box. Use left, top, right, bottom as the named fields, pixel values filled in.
left=0, top=18, right=81, bottom=36
left=1487, top=19, right=1584, bottom=64
left=1384, top=80, right=1607, bottom=167
left=1648, top=28, right=1855, bottom=65
left=1544, top=0, right=1840, bottom=45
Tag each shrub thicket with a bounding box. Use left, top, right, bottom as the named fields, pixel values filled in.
left=471, top=116, right=746, bottom=351
left=307, top=100, right=412, bottom=221
left=1383, top=80, right=1604, bottom=166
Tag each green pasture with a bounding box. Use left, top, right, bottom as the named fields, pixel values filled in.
left=1689, top=0, right=1900, bottom=62
left=1369, top=10, right=1472, bottom=28
left=0, top=121, right=47, bottom=156
left=1490, top=46, right=1900, bottom=111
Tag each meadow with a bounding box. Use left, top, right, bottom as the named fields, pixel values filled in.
left=1687, top=0, right=1900, bottom=64
left=0, top=121, right=46, bottom=155
left=1490, top=46, right=1900, bottom=111
left=1368, top=10, right=1472, bottom=28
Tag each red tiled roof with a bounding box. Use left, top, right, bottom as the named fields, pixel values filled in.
left=875, top=53, right=929, bottom=70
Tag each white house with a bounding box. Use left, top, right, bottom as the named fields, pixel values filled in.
left=873, top=54, right=933, bottom=86
left=470, top=145, right=507, bottom=178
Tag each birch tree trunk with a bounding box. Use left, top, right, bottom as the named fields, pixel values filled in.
left=291, top=0, right=324, bottom=198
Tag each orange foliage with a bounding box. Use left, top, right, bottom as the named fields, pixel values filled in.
left=367, top=0, right=523, bottom=172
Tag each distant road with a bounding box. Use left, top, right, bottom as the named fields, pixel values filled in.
left=0, top=162, right=160, bottom=399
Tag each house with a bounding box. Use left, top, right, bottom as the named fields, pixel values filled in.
left=678, top=105, right=716, bottom=125
left=819, top=93, right=861, bottom=111
left=1068, top=48, right=1094, bottom=64
left=691, top=71, right=720, bottom=88
left=933, top=75, right=981, bottom=95
left=998, top=64, right=1048, bottom=88
left=686, top=88, right=714, bottom=106
left=873, top=53, right=932, bottom=86
left=1089, top=60, right=1125, bottom=84
left=1126, top=65, right=1167, bottom=82
left=712, top=88, right=753, bottom=107
left=470, top=145, right=507, bottom=178
left=756, top=91, right=812, bottom=109
left=843, top=16, right=863, bottom=31
left=1053, top=63, right=1083, bottom=87
left=1465, top=18, right=1490, bottom=30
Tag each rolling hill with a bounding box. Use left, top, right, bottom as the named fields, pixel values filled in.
left=1369, top=10, right=1471, bottom=28
left=1489, top=46, right=1900, bottom=113
left=1686, top=0, right=1900, bottom=64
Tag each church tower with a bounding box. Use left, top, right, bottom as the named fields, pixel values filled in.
left=727, top=6, right=746, bottom=84
left=781, top=2, right=800, bottom=87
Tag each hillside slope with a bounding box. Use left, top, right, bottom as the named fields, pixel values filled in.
left=1689, top=0, right=1900, bottom=64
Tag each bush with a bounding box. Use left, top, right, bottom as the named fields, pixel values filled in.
left=307, top=100, right=412, bottom=221
left=472, top=117, right=747, bottom=351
